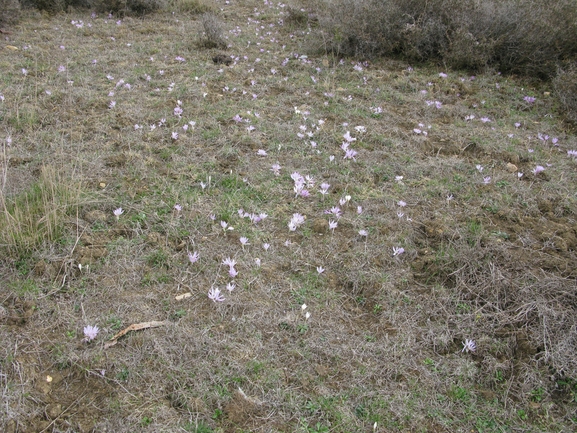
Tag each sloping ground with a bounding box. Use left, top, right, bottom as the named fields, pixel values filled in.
left=1, top=2, right=576, bottom=432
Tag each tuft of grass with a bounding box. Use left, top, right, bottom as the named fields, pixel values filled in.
left=0, top=0, right=20, bottom=26
left=0, top=165, right=82, bottom=257
left=197, top=12, right=227, bottom=49
left=554, top=62, right=577, bottom=125
left=168, top=0, right=213, bottom=14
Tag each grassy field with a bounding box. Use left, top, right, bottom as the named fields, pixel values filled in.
left=1, top=1, right=577, bottom=432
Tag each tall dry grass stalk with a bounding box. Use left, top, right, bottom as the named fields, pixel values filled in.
left=0, top=163, right=82, bottom=256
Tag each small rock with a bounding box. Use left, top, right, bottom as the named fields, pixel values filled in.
left=312, top=218, right=328, bottom=233
left=45, top=403, right=62, bottom=419
left=506, top=162, right=518, bottom=172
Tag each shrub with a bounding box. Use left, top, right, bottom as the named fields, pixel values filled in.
left=197, top=13, right=226, bottom=49
left=314, top=0, right=577, bottom=79
left=93, top=0, right=166, bottom=16
left=22, top=0, right=93, bottom=13
left=0, top=0, right=21, bottom=27
left=554, top=63, right=577, bottom=125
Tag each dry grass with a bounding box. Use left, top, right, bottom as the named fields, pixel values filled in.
left=311, top=0, right=577, bottom=79
left=1, top=2, right=577, bottom=432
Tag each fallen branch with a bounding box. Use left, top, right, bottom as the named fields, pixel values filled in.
left=104, top=321, right=167, bottom=349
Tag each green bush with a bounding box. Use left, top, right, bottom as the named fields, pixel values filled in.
left=314, top=0, right=577, bottom=79
left=0, top=0, right=21, bottom=26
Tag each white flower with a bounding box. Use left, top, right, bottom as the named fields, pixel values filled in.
left=462, top=339, right=476, bottom=353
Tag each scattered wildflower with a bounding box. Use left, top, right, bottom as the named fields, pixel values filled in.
left=480, top=117, right=491, bottom=123
left=523, top=96, right=536, bottom=104
left=514, top=122, right=521, bottom=128
left=462, top=339, right=476, bottom=353
left=171, top=131, right=179, bottom=140
left=329, top=220, right=338, bottom=232
left=226, top=282, right=236, bottom=292
left=397, top=211, right=405, bottom=219
left=316, top=266, right=325, bottom=274
left=357, top=206, right=363, bottom=215
left=188, top=251, right=199, bottom=264
left=344, top=149, right=358, bottom=160
left=257, top=149, right=267, bottom=156
left=476, top=164, right=483, bottom=173
left=392, top=247, right=405, bottom=256
left=483, top=176, right=491, bottom=185
left=208, top=287, right=225, bottom=302
left=397, top=200, right=406, bottom=207
left=240, top=237, right=250, bottom=247
left=517, top=172, right=524, bottom=179
left=532, top=165, right=545, bottom=175
left=301, top=303, right=307, bottom=310
left=113, top=207, right=124, bottom=219
left=359, top=230, right=368, bottom=237
left=271, top=163, right=281, bottom=176
left=108, top=101, right=116, bottom=109
left=439, top=72, right=447, bottom=78
left=343, top=131, right=356, bottom=143
left=326, top=206, right=342, bottom=218
left=83, top=325, right=99, bottom=342
left=288, top=213, right=305, bottom=231
left=263, top=243, right=270, bottom=251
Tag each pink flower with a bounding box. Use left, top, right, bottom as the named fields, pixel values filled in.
left=532, top=165, right=545, bottom=175
left=83, top=325, right=99, bottom=341
left=392, top=247, right=405, bottom=256
left=188, top=251, right=199, bottom=264
left=208, top=287, right=225, bottom=302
